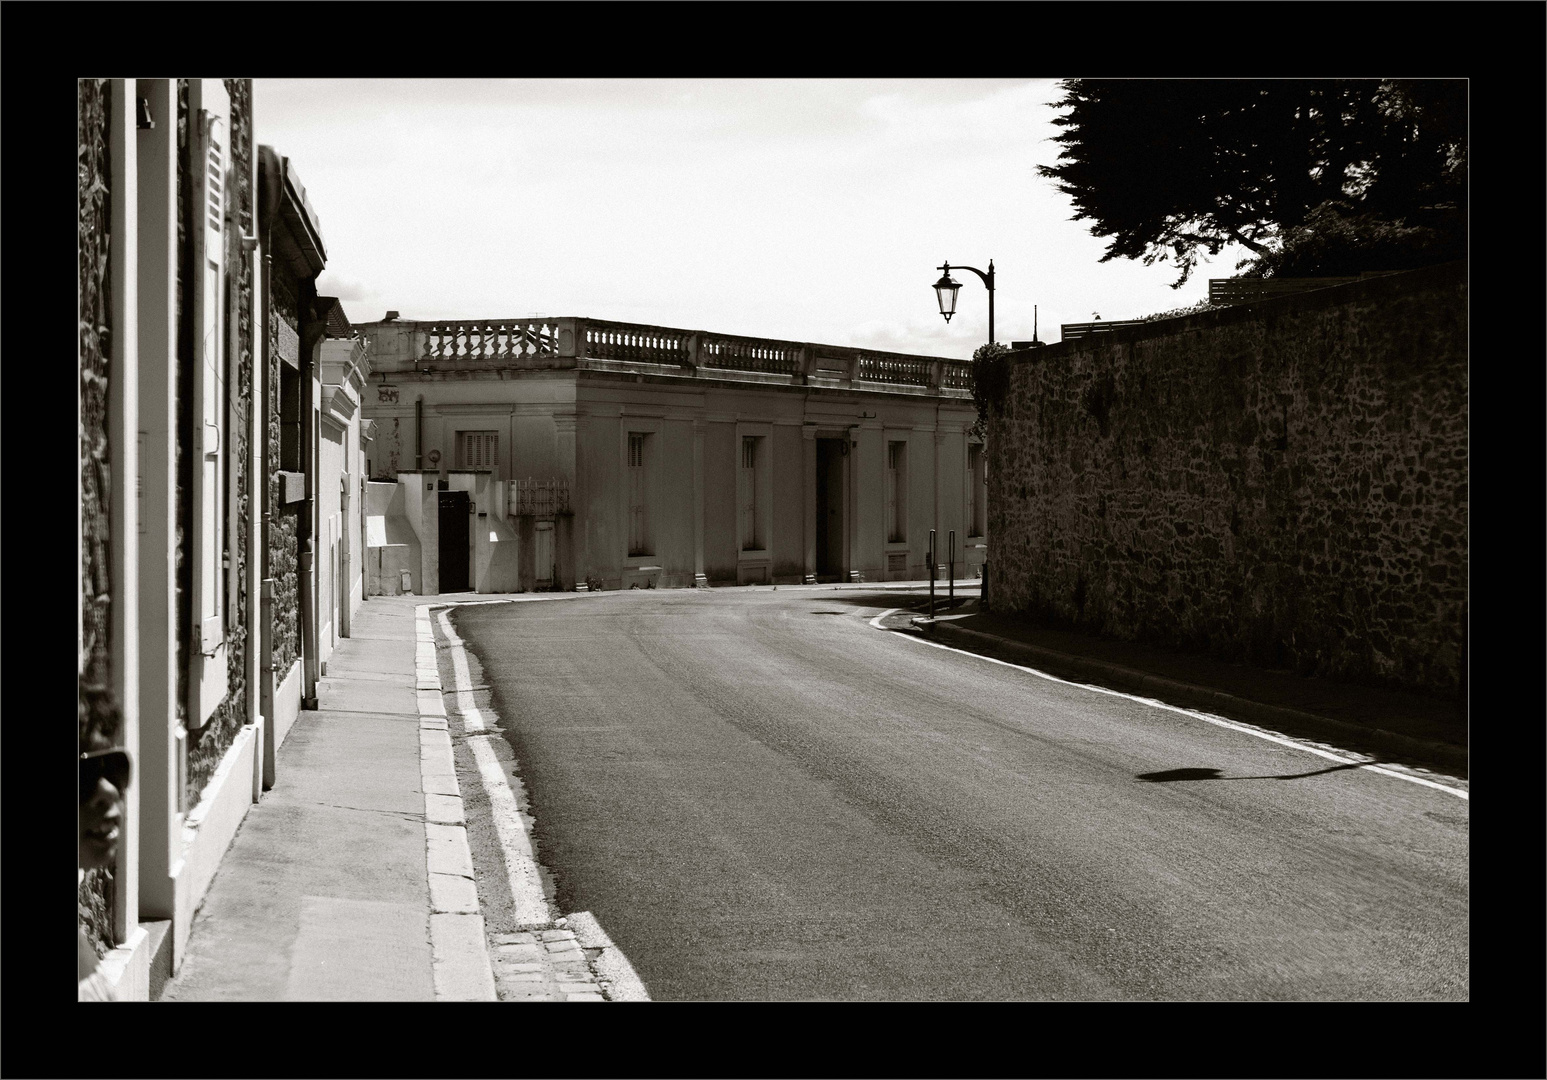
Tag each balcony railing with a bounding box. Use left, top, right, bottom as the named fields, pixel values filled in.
left=511, top=478, right=572, bottom=517
left=422, top=318, right=559, bottom=361
left=390, top=315, right=971, bottom=396
left=586, top=320, right=691, bottom=365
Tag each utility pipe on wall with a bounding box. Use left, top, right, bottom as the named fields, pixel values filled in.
left=298, top=291, right=323, bottom=710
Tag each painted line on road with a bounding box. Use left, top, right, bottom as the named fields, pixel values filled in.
left=435, top=601, right=650, bottom=999
left=435, top=603, right=555, bottom=926
left=436, top=607, right=495, bottom=733
left=869, top=608, right=1467, bottom=802
left=566, top=911, right=652, bottom=1002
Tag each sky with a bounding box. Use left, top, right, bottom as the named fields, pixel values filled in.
left=252, top=79, right=1255, bottom=361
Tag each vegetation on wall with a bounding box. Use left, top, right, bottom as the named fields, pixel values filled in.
left=1038, top=79, right=1466, bottom=285
left=970, top=341, right=1011, bottom=437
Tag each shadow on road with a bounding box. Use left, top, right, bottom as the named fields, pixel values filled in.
left=1135, top=761, right=1369, bottom=784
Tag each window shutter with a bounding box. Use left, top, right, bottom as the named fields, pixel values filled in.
left=740, top=437, right=757, bottom=550
left=190, top=78, right=232, bottom=725
left=461, top=431, right=498, bottom=470
left=628, top=433, right=648, bottom=556
left=887, top=442, right=906, bottom=543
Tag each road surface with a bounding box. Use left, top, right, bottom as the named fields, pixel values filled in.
left=448, top=586, right=1467, bottom=1001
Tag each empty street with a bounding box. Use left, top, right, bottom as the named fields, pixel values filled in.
left=448, top=588, right=1467, bottom=1002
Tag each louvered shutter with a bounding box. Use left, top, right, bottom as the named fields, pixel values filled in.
left=190, top=78, right=232, bottom=725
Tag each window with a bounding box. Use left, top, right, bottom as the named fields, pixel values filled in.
left=627, top=432, right=651, bottom=556
left=968, top=444, right=985, bottom=537
left=190, top=78, right=232, bottom=727
left=460, top=430, right=498, bottom=471
left=887, top=441, right=907, bottom=543
left=740, top=436, right=763, bottom=551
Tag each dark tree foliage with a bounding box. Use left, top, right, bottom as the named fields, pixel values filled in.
left=1038, top=80, right=1467, bottom=285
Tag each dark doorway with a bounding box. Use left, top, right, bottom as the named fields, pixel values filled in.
left=815, top=438, right=846, bottom=580
left=438, top=489, right=470, bottom=592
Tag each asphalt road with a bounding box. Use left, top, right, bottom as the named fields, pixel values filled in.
left=450, top=586, right=1468, bottom=1001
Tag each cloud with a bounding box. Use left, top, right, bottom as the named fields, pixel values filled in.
left=846, top=317, right=974, bottom=360
left=316, top=269, right=379, bottom=304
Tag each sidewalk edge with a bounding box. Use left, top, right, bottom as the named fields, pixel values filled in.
left=417, top=603, right=498, bottom=1002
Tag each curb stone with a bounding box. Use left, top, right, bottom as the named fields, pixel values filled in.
left=416, top=604, right=498, bottom=1002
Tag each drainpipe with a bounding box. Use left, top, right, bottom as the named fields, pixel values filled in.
left=299, top=293, right=324, bottom=709
left=416, top=395, right=423, bottom=472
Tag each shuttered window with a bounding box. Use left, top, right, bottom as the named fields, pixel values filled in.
left=887, top=441, right=907, bottom=543
left=460, top=431, right=498, bottom=470
left=740, top=436, right=762, bottom=551
left=190, top=78, right=232, bottom=727
left=628, top=432, right=650, bottom=556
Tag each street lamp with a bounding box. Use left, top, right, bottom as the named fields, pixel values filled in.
left=934, top=259, right=995, bottom=345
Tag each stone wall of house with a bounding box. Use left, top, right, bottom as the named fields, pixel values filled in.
left=986, top=262, right=1466, bottom=700
left=77, top=76, right=116, bottom=959
left=185, top=80, right=257, bottom=801
left=269, top=269, right=302, bottom=676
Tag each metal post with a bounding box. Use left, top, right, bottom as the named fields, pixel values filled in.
left=928, top=529, right=935, bottom=619
left=986, top=260, right=995, bottom=345
left=949, top=530, right=955, bottom=602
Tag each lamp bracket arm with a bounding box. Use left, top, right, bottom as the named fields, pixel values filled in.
left=941, top=263, right=994, bottom=290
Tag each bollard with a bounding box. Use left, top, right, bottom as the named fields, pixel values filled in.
left=948, top=530, right=955, bottom=603
left=928, top=529, right=936, bottom=619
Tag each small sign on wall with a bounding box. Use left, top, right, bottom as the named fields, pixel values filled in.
left=276, top=318, right=300, bottom=369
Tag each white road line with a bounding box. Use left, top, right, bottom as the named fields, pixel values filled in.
left=465, top=734, right=553, bottom=928
left=436, top=606, right=555, bottom=927
left=868, top=608, right=1467, bottom=802
left=566, top=911, right=652, bottom=1002
left=437, top=608, right=492, bottom=732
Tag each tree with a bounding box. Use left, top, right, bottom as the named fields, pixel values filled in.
left=1038, top=80, right=1466, bottom=286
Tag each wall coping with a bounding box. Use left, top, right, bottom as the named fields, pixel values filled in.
left=1015, top=261, right=1466, bottom=362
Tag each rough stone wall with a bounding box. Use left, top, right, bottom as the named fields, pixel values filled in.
left=185, top=80, right=256, bottom=801
left=77, top=77, right=116, bottom=959
left=269, top=270, right=301, bottom=675
left=987, top=263, right=1466, bottom=699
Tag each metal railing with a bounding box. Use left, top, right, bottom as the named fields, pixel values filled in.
left=1060, top=320, right=1147, bottom=340
left=511, top=478, right=571, bottom=517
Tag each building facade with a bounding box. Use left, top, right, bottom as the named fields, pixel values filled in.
left=76, top=78, right=369, bottom=998
left=354, top=317, right=986, bottom=594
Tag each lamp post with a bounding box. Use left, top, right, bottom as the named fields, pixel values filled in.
left=933, top=260, right=995, bottom=345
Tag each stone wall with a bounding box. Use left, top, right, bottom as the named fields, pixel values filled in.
left=77, top=76, right=116, bottom=959
left=269, top=263, right=302, bottom=675
left=986, top=262, right=1466, bottom=700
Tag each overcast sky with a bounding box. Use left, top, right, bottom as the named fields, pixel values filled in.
left=253, top=78, right=1253, bottom=361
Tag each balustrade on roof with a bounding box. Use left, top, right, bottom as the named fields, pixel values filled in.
left=393, top=315, right=971, bottom=396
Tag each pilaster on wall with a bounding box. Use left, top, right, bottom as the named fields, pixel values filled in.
left=109, top=77, right=141, bottom=945
left=134, top=77, right=181, bottom=931
left=802, top=427, right=817, bottom=583
left=692, top=420, right=707, bottom=586
left=851, top=423, right=884, bottom=581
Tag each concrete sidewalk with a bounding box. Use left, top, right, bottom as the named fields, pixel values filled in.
left=905, top=596, right=1467, bottom=780
left=159, top=593, right=492, bottom=1001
